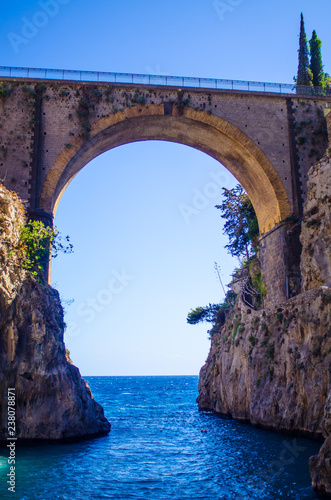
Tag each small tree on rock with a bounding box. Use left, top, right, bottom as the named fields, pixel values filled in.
left=215, top=185, right=258, bottom=261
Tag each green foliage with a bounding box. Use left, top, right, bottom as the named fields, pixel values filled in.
left=186, top=303, right=222, bottom=325
left=296, top=14, right=313, bottom=88
left=248, top=335, right=258, bottom=347
left=131, top=91, right=146, bottom=105
left=22, top=84, right=36, bottom=96
left=0, top=83, right=13, bottom=98
left=187, top=290, right=236, bottom=339
left=306, top=218, right=321, bottom=228
left=76, top=96, right=92, bottom=139
left=215, top=184, right=259, bottom=260
left=267, top=344, right=275, bottom=360
left=309, top=30, right=324, bottom=87
left=250, top=268, right=267, bottom=298
left=19, top=220, right=73, bottom=279
left=276, top=311, right=284, bottom=322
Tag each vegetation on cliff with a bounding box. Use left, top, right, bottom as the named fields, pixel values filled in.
left=215, top=185, right=259, bottom=261
left=19, top=220, right=72, bottom=280
left=0, top=185, right=73, bottom=281
left=187, top=184, right=261, bottom=333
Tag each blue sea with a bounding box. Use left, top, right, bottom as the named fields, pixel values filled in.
left=0, top=376, right=324, bottom=499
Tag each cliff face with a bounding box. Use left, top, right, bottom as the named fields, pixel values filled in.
left=197, top=154, right=331, bottom=496
left=0, top=184, right=110, bottom=441
left=310, top=392, right=331, bottom=497
left=197, top=287, right=331, bottom=437
left=300, top=154, right=331, bottom=290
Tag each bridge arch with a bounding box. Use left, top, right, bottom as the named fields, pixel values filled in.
left=40, top=104, right=290, bottom=234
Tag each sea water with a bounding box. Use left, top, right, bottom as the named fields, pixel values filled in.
left=0, top=376, right=323, bottom=499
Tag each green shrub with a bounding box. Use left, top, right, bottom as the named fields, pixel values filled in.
left=19, top=220, right=73, bottom=279
left=248, top=335, right=258, bottom=346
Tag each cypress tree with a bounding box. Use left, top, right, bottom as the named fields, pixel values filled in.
left=296, top=13, right=313, bottom=88
left=310, top=30, right=324, bottom=88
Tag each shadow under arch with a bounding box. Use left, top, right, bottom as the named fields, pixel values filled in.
left=40, top=105, right=291, bottom=234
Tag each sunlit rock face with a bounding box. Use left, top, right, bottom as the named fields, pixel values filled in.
left=0, top=184, right=110, bottom=441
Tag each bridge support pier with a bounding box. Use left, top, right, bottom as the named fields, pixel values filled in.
left=27, top=208, right=54, bottom=227
left=259, top=221, right=302, bottom=308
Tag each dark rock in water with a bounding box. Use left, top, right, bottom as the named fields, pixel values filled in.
left=310, top=434, right=331, bottom=497
left=310, top=392, right=331, bottom=498
left=0, top=184, right=110, bottom=441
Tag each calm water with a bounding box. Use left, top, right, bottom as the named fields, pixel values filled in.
left=0, top=376, right=323, bottom=500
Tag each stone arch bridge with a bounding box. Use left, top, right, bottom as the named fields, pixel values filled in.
left=0, top=67, right=330, bottom=306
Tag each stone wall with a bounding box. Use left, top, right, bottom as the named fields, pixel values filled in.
left=0, top=79, right=329, bottom=223
left=259, top=221, right=302, bottom=306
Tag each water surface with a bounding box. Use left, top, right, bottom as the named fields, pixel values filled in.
left=0, top=376, right=323, bottom=499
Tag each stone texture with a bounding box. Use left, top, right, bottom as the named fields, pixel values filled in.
left=0, top=184, right=110, bottom=441
left=197, top=287, right=331, bottom=438
left=310, top=392, right=331, bottom=497
left=300, top=153, right=331, bottom=290
left=0, top=79, right=328, bottom=229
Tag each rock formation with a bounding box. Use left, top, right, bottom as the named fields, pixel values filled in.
left=302, top=153, right=331, bottom=497
left=0, top=184, right=110, bottom=441
left=197, top=287, right=331, bottom=438
left=300, top=154, right=331, bottom=290
left=310, top=392, right=331, bottom=497
left=197, top=153, right=331, bottom=496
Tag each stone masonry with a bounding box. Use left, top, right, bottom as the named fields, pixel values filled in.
left=0, top=77, right=329, bottom=306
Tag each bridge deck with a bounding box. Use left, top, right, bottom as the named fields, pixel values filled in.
left=0, top=65, right=330, bottom=97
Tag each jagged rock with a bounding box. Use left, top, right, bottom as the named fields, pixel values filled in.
left=0, top=184, right=110, bottom=441
left=197, top=287, right=331, bottom=438
left=310, top=392, right=331, bottom=497
left=300, top=153, right=331, bottom=290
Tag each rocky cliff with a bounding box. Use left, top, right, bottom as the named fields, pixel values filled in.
left=302, top=153, right=331, bottom=497
left=197, top=287, right=330, bottom=437
left=310, top=392, right=331, bottom=497
left=300, top=153, right=331, bottom=290
left=0, top=184, right=110, bottom=441
left=197, top=153, right=331, bottom=496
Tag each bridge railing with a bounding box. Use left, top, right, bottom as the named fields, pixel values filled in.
left=0, top=65, right=330, bottom=96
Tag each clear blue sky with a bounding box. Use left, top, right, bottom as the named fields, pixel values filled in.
left=1, top=0, right=330, bottom=375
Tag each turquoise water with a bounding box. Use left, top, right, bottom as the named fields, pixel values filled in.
left=0, top=376, right=323, bottom=499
